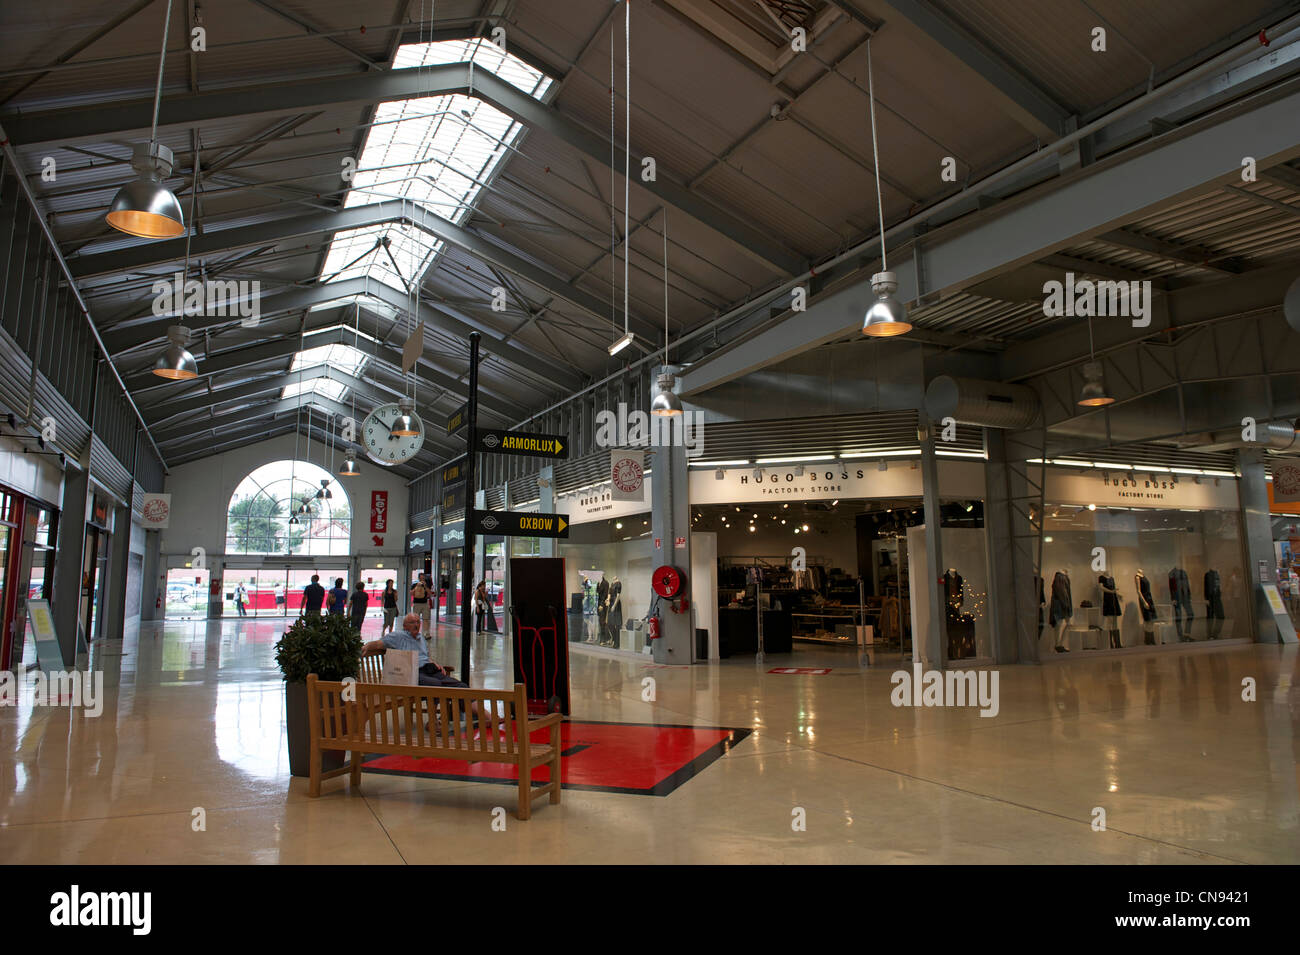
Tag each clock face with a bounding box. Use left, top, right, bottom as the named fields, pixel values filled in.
left=361, top=403, right=425, bottom=466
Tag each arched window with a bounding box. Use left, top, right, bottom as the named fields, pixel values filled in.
left=225, top=461, right=351, bottom=556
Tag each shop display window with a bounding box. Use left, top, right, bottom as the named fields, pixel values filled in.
left=558, top=518, right=652, bottom=653
left=1040, top=506, right=1247, bottom=652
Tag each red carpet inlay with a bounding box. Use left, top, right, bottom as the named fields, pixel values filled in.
left=362, top=720, right=752, bottom=796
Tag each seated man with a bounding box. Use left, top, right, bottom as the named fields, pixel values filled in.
left=361, top=613, right=466, bottom=688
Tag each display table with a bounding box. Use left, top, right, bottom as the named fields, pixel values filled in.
left=792, top=611, right=858, bottom=644
left=718, top=607, right=792, bottom=654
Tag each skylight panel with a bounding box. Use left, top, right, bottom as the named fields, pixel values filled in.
left=281, top=379, right=348, bottom=402
left=318, top=37, right=553, bottom=294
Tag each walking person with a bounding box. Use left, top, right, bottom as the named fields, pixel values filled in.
left=327, top=577, right=348, bottom=616
left=381, top=579, right=398, bottom=635
left=347, top=581, right=369, bottom=632
left=234, top=582, right=248, bottom=617
left=300, top=574, right=325, bottom=617
left=411, top=574, right=431, bottom=637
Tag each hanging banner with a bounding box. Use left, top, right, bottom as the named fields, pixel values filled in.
left=370, top=490, right=388, bottom=533
left=400, top=321, right=425, bottom=373
left=610, top=449, right=645, bottom=502
left=141, top=493, right=171, bottom=529
left=1272, top=460, right=1300, bottom=503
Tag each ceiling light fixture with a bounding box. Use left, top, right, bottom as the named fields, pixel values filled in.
left=390, top=396, right=419, bottom=436
left=152, top=325, right=198, bottom=380
left=861, top=40, right=911, bottom=339
left=106, top=0, right=185, bottom=238
left=1077, top=316, right=1114, bottom=407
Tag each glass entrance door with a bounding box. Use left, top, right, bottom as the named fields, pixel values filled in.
left=437, top=549, right=463, bottom=624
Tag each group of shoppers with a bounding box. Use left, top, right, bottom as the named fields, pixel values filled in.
left=297, top=574, right=399, bottom=633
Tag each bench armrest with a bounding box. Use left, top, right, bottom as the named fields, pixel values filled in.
left=526, top=712, right=563, bottom=730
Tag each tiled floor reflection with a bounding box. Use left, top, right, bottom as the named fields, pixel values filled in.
left=1, top=617, right=1296, bottom=864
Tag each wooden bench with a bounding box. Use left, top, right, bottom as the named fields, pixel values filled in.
left=305, top=675, right=562, bottom=819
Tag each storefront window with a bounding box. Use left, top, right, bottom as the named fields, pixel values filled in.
left=558, top=517, right=652, bottom=652
left=1041, top=506, right=1247, bottom=651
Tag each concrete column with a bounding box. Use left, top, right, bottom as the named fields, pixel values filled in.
left=1238, top=449, right=1298, bottom=643
left=538, top=465, right=555, bottom=558
left=982, top=429, right=1041, bottom=663
left=140, top=530, right=162, bottom=621
left=651, top=374, right=693, bottom=664
left=51, top=466, right=89, bottom=665
left=919, top=417, right=946, bottom=667
left=473, top=488, right=486, bottom=594
left=102, top=504, right=132, bottom=638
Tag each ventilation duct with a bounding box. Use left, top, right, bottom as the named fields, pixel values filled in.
left=924, top=376, right=1040, bottom=430
left=1193, top=420, right=1299, bottom=452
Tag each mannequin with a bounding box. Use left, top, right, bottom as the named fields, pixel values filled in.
left=1168, top=566, right=1193, bottom=642
left=1135, top=569, right=1156, bottom=644
left=1204, top=568, right=1224, bottom=639
left=1049, top=569, right=1072, bottom=652
left=1098, top=573, right=1122, bottom=648
left=606, top=576, right=624, bottom=646
left=593, top=575, right=610, bottom=645
left=943, top=568, right=974, bottom=659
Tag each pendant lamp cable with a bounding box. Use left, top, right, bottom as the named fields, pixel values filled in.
left=622, top=0, right=631, bottom=343
left=866, top=38, right=887, bottom=272
left=1087, top=314, right=1096, bottom=359
left=179, top=141, right=199, bottom=333
left=609, top=21, right=617, bottom=343
left=149, top=0, right=174, bottom=158
left=662, top=208, right=669, bottom=364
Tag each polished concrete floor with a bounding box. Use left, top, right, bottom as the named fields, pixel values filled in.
left=1, top=616, right=1297, bottom=864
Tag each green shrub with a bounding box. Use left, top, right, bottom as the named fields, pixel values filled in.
left=274, top=614, right=363, bottom=683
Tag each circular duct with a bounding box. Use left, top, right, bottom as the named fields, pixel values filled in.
left=925, top=376, right=1041, bottom=430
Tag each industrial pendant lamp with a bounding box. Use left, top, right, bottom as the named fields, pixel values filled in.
left=1077, top=317, right=1114, bottom=407
left=861, top=39, right=911, bottom=339
left=651, top=210, right=682, bottom=417
left=106, top=0, right=185, bottom=238
left=390, top=397, right=418, bottom=437
left=151, top=325, right=198, bottom=379
left=338, top=454, right=361, bottom=477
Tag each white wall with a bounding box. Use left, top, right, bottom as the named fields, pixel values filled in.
left=161, top=432, right=410, bottom=565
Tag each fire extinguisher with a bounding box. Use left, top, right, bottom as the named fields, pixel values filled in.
left=156, top=593, right=162, bottom=610
left=647, top=611, right=660, bottom=641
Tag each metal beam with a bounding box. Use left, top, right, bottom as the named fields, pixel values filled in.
left=74, top=198, right=660, bottom=350
left=1096, top=227, right=1242, bottom=275
left=678, top=83, right=1300, bottom=395
left=4, top=61, right=805, bottom=276
left=874, top=0, right=1070, bottom=139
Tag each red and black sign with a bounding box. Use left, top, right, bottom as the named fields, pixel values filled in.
left=370, top=490, right=388, bottom=533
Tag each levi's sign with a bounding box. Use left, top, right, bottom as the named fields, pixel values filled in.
left=476, top=427, right=567, bottom=459
left=471, top=509, right=569, bottom=538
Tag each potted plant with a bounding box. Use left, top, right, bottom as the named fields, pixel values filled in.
left=275, top=614, right=363, bottom=777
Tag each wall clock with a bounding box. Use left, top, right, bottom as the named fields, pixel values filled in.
left=361, top=400, right=424, bottom=466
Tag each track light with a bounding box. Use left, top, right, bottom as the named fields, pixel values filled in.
left=715, top=468, right=723, bottom=480
left=608, top=332, right=635, bottom=356
left=753, top=469, right=763, bottom=481
left=650, top=371, right=682, bottom=417
left=1077, top=360, right=1114, bottom=407
left=878, top=459, right=888, bottom=472
left=862, top=271, right=912, bottom=337
left=151, top=325, right=198, bottom=380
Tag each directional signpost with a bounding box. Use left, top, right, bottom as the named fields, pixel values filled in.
left=448, top=333, right=571, bottom=680
left=470, top=509, right=569, bottom=539
left=474, top=428, right=569, bottom=459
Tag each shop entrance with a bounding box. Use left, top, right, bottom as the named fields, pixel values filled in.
left=81, top=525, right=111, bottom=639
left=436, top=549, right=463, bottom=624
left=0, top=490, right=58, bottom=671
left=696, top=497, right=989, bottom=665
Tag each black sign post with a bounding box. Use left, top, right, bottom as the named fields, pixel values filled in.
left=470, top=509, right=570, bottom=539
left=474, top=428, right=569, bottom=459
left=460, top=333, right=480, bottom=682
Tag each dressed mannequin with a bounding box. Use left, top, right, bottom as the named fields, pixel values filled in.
left=1049, top=569, right=1072, bottom=652
left=1204, top=569, right=1224, bottom=639
left=593, top=575, right=609, bottom=645
left=942, top=568, right=976, bottom=659
left=606, top=577, right=624, bottom=646
left=1098, top=573, right=1122, bottom=648
left=1135, top=569, right=1156, bottom=644
left=1168, top=566, right=1193, bottom=641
